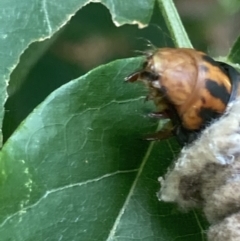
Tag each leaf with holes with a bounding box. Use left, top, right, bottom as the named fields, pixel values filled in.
left=0, top=0, right=155, bottom=147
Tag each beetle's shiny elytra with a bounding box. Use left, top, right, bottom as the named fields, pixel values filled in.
left=125, top=48, right=240, bottom=144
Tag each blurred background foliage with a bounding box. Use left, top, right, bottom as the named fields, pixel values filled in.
left=3, top=0, right=240, bottom=142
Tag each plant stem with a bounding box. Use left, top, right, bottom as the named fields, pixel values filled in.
left=157, top=0, right=192, bottom=48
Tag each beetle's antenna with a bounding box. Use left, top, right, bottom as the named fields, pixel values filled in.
left=134, top=50, right=154, bottom=58
left=136, top=37, right=157, bottom=50
left=134, top=50, right=148, bottom=56
left=150, top=24, right=174, bottom=47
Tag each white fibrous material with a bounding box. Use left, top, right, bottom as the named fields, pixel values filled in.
left=158, top=97, right=240, bottom=241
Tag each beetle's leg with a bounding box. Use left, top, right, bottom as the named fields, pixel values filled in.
left=126, top=70, right=159, bottom=83
left=148, top=111, right=170, bottom=119
left=141, top=71, right=159, bottom=81
left=143, top=121, right=174, bottom=141
left=125, top=71, right=141, bottom=82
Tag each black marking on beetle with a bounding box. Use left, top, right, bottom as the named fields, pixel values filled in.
left=205, top=79, right=230, bottom=105
left=198, top=107, right=221, bottom=125
left=217, top=61, right=240, bottom=102
left=202, top=55, right=221, bottom=68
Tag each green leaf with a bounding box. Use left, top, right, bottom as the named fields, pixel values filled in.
left=218, top=0, right=240, bottom=15
left=227, top=35, right=240, bottom=64
left=0, top=58, right=208, bottom=240
left=0, top=0, right=155, bottom=147
left=157, top=0, right=192, bottom=48
left=101, top=0, right=155, bottom=27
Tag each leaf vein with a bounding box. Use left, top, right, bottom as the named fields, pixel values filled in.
left=0, top=169, right=138, bottom=228
left=42, top=0, right=52, bottom=34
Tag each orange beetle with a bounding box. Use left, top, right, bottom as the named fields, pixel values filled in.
left=125, top=48, right=240, bottom=144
